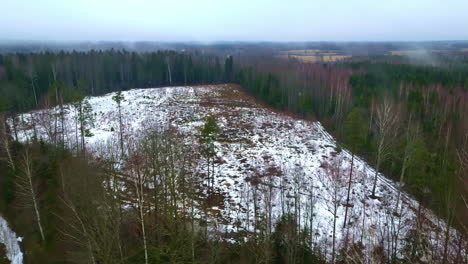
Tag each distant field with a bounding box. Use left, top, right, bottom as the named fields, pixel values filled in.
left=278, top=49, right=351, bottom=63
left=284, top=54, right=351, bottom=63
left=389, top=49, right=450, bottom=56
left=277, top=49, right=321, bottom=55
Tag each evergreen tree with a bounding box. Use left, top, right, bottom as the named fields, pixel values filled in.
left=200, top=115, right=220, bottom=192
left=112, top=90, right=125, bottom=157
left=70, top=80, right=95, bottom=154
left=224, top=55, right=233, bottom=82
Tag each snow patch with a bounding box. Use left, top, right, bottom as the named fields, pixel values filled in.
left=0, top=215, right=23, bottom=264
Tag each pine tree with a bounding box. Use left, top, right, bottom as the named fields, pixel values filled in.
left=112, top=90, right=125, bottom=157
left=200, top=116, right=220, bottom=193
left=70, top=80, right=95, bottom=154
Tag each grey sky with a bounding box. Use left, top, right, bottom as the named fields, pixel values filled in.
left=1, top=0, right=467, bottom=42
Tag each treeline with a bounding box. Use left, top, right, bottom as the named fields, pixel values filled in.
left=0, top=50, right=235, bottom=113
left=346, top=62, right=468, bottom=92
left=237, top=58, right=468, bottom=235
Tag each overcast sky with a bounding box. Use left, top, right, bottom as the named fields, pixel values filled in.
left=1, top=0, right=467, bottom=42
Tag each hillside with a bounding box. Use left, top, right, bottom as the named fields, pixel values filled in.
left=8, top=84, right=466, bottom=262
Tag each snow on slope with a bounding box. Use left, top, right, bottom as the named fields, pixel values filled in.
left=0, top=215, right=23, bottom=264
left=11, top=84, right=465, bottom=261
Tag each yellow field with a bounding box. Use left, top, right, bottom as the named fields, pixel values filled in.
left=277, top=49, right=321, bottom=55
left=278, top=54, right=351, bottom=63
left=277, top=49, right=351, bottom=63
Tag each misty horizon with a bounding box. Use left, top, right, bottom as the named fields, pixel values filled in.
left=2, top=0, right=468, bottom=42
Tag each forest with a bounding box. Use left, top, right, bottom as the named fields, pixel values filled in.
left=0, top=50, right=236, bottom=113
left=238, top=56, right=468, bottom=236
left=0, top=47, right=467, bottom=264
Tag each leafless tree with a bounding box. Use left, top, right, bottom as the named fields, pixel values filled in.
left=166, top=56, right=173, bottom=85
left=394, top=119, right=419, bottom=213
left=320, top=157, right=347, bottom=264
left=58, top=154, right=123, bottom=264
left=0, top=113, right=15, bottom=171
left=36, top=98, right=60, bottom=145
left=127, top=143, right=149, bottom=264
left=371, top=98, right=399, bottom=198
left=457, top=132, right=468, bottom=231
left=16, top=148, right=45, bottom=243
left=26, top=58, right=38, bottom=107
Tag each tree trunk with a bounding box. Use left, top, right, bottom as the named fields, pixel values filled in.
left=332, top=202, right=337, bottom=264
left=135, top=170, right=148, bottom=264
left=0, top=114, right=15, bottom=170
left=343, top=152, right=354, bottom=229
left=167, top=59, right=172, bottom=85
left=30, top=76, right=38, bottom=107
left=24, top=152, right=46, bottom=243
left=371, top=142, right=383, bottom=197
left=118, top=105, right=124, bottom=157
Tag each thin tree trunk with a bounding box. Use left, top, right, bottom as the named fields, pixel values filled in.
left=30, top=76, right=38, bottom=107
left=167, top=59, right=172, bottom=85
left=1, top=114, right=15, bottom=170
left=343, top=152, right=354, bottom=229
left=371, top=143, right=383, bottom=197
left=61, top=196, right=96, bottom=264
left=135, top=170, right=148, bottom=264
left=332, top=202, right=337, bottom=264
left=24, top=152, right=46, bottom=243
left=118, top=105, right=124, bottom=157
left=30, top=112, right=37, bottom=140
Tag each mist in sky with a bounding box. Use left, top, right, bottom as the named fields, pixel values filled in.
left=1, top=0, right=467, bottom=42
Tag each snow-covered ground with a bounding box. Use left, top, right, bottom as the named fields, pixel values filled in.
left=0, top=215, right=23, bottom=264
left=10, top=84, right=466, bottom=261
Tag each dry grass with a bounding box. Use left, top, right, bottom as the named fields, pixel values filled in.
left=278, top=54, right=351, bottom=63
left=277, top=49, right=351, bottom=63
left=277, top=49, right=320, bottom=55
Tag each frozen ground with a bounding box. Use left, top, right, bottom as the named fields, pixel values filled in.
left=10, top=84, right=465, bottom=261
left=0, top=215, right=23, bottom=264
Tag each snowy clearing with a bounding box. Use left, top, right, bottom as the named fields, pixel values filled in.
left=10, top=84, right=465, bottom=261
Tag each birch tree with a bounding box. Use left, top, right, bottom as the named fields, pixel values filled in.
left=16, top=148, right=45, bottom=243
left=370, top=98, right=399, bottom=198
left=26, top=58, right=38, bottom=107
left=457, top=132, right=468, bottom=220
left=343, top=108, right=367, bottom=229
left=0, top=110, right=15, bottom=171
left=59, top=154, right=123, bottom=263
left=394, top=120, right=419, bottom=214
left=320, top=158, right=347, bottom=264
left=166, top=56, right=172, bottom=85
left=127, top=145, right=149, bottom=264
